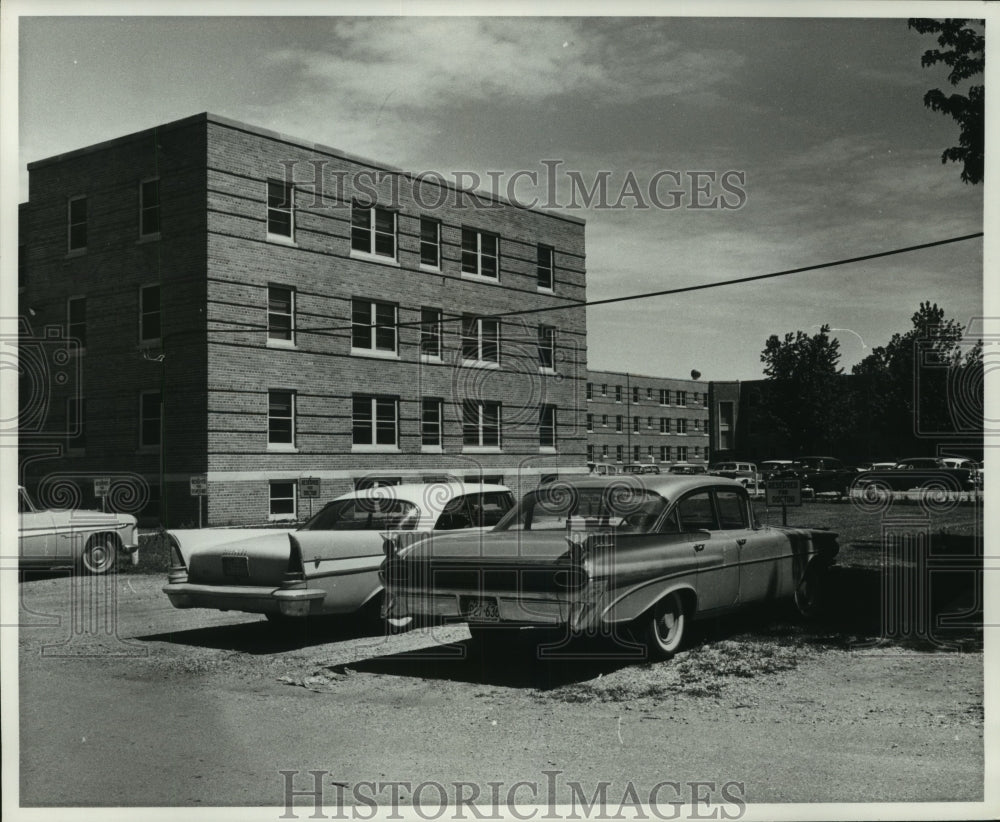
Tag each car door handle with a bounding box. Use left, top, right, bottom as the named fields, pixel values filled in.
left=736, top=538, right=747, bottom=546
left=693, top=543, right=705, bottom=552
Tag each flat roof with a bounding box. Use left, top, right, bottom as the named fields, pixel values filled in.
left=27, top=112, right=586, bottom=227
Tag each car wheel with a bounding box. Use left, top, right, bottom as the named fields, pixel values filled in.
left=81, top=533, right=119, bottom=575
left=641, top=592, right=687, bottom=660
left=794, top=560, right=830, bottom=619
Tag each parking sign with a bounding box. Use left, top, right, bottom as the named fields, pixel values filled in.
left=190, top=475, right=208, bottom=496
left=766, top=478, right=802, bottom=507
left=299, top=477, right=321, bottom=499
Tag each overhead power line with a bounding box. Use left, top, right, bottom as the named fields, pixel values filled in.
left=205, top=231, right=984, bottom=339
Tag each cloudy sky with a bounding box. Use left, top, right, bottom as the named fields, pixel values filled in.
left=12, top=5, right=988, bottom=381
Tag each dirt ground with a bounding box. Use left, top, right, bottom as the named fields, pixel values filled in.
left=15, top=566, right=985, bottom=811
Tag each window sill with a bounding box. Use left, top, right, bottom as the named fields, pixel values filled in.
left=350, top=249, right=400, bottom=267
left=65, top=249, right=87, bottom=259
left=351, top=348, right=400, bottom=361
left=266, top=234, right=298, bottom=247
left=539, top=447, right=557, bottom=454
left=421, top=446, right=443, bottom=454
left=267, top=339, right=298, bottom=350
left=351, top=445, right=401, bottom=453
left=420, top=354, right=444, bottom=364
left=420, top=263, right=442, bottom=273
left=536, top=286, right=554, bottom=295
left=538, top=367, right=557, bottom=376
left=461, top=359, right=500, bottom=370
left=268, top=444, right=299, bottom=453
left=269, top=513, right=298, bottom=522
left=462, top=446, right=501, bottom=454
left=460, top=272, right=500, bottom=285
left=137, top=233, right=161, bottom=245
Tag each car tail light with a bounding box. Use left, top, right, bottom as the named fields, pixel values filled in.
left=166, top=535, right=187, bottom=584
left=283, top=534, right=306, bottom=585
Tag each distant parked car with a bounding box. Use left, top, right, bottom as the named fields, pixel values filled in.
left=855, top=458, right=975, bottom=493
left=667, top=462, right=708, bottom=475
left=759, top=460, right=796, bottom=481
left=163, top=482, right=515, bottom=623
left=18, top=485, right=139, bottom=574
left=790, top=457, right=857, bottom=498
left=709, top=462, right=758, bottom=481
left=623, top=463, right=661, bottom=475
left=588, top=463, right=620, bottom=476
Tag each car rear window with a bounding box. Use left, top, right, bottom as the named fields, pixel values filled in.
left=303, top=497, right=420, bottom=531
left=498, top=486, right=667, bottom=533
left=715, top=489, right=748, bottom=529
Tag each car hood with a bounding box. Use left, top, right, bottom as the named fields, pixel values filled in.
left=45, top=509, right=137, bottom=527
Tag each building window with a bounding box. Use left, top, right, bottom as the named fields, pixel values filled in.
left=539, top=404, right=557, bottom=449
left=139, top=285, right=161, bottom=343
left=633, top=387, right=640, bottom=404
left=267, top=179, right=294, bottom=239
left=647, top=416, right=653, bottom=430
left=677, top=418, right=688, bottom=434
left=140, top=178, right=160, bottom=237
left=718, top=401, right=734, bottom=450
left=586, top=382, right=593, bottom=401
left=601, top=384, right=608, bottom=397
left=420, top=217, right=441, bottom=268
left=67, top=397, right=85, bottom=451
left=647, top=388, right=653, bottom=401
left=461, top=228, right=499, bottom=279
left=268, top=285, right=295, bottom=345
left=461, top=315, right=500, bottom=364
left=632, top=416, right=640, bottom=433
left=421, top=398, right=443, bottom=448
left=615, top=385, right=622, bottom=403
left=660, top=389, right=669, bottom=406
left=693, top=419, right=700, bottom=432
left=268, top=390, right=295, bottom=448
left=353, top=395, right=399, bottom=448
left=463, top=400, right=501, bottom=448
left=67, top=297, right=86, bottom=350
left=677, top=446, right=688, bottom=461
left=351, top=203, right=397, bottom=259
left=616, top=445, right=624, bottom=463
left=586, top=413, right=594, bottom=432
left=602, top=445, right=609, bottom=459
left=420, top=307, right=442, bottom=359
left=633, top=445, right=641, bottom=462
left=587, top=445, right=595, bottom=462
left=68, top=196, right=87, bottom=251
left=269, top=481, right=297, bottom=520
left=139, top=391, right=161, bottom=449
left=537, top=244, right=554, bottom=290
left=352, top=298, right=398, bottom=355
left=677, top=391, right=687, bottom=407
left=694, top=446, right=701, bottom=458
left=660, top=418, right=670, bottom=434
left=537, top=325, right=555, bottom=371
left=616, top=415, right=623, bottom=433
left=601, top=414, right=608, bottom=427
left=660, top=446, right=670, bottom=462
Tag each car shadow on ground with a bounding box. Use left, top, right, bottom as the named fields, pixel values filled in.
left=323, top=630, right=647, bottom=690
left=138, top=614, right=398, bottom=654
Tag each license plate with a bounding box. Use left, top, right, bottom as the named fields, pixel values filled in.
left=460, top=596, right=500, bottom=622
left=221, top=555, right=249, bottom=578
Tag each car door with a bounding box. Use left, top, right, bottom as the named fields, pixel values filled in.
left=674, top=488, right=739, bottom=612
left=714, top=488, right=785, bottom=603
left=18, top=488, right=55, bottom=563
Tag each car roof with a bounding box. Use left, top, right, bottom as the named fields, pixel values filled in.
left=334, top=482, right=510, bottom=518
left=527, top=474, right=744, bottom=498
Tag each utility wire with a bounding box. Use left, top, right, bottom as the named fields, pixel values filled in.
left=204, top=231, right=984, bottom=340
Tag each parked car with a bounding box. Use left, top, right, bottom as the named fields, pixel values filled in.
left=758, top=460, right=796, bottom=482
left=856, top=458, right=976, bottom=492
left=588, top=463, right=620, bottom=476
left=18, top=485, right=139, bottom=574
left=667, top=462, right=708, bottom=475
left=789, top=456, right=857, bottom=498
left=382, top=475, right=839, bottom=659
left=709, top=462, right=758, bottom=481
left=163, top=482, right=514, bottom=623
left=622, top=463, right=661, bottom=475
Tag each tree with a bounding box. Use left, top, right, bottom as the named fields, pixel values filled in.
left=908, top=18, right=985, bottom=184
left=759, top=325, right=849, bottom=455
left=851, top=302, right=980, bottom=456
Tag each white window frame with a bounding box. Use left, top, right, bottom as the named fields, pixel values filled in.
left=267, top=285, right=296, bottom=348
left=539, top=404, right=557, bottom=451
left=67, top=195, right=87, bottom=252
left=351, top=298, right=399, bottom=358
left=537, top=325, right=556, bottom=372
left=351, top=203, right=398, bottom=262
left=352, top=395, right=400, bottom=452
left=266, top=179, right=295, bottom=242
left=461, top=315, right=500, bottom=367
left=586, top=413, right=594, bottom=432
left=139, top=177, right=161, bottom=239
left=586, top=382, right=593, bottom=401
left=536, top=244, right=554, bottom=291
left=420, top=307, right=443, bottom=361
left=462, top=400, right=502, bottom=452
left=421, top=397, right=444, bottom=452
left=461, top=228, right=499, bottom=281
left=420, top=217, right=441, bottom=270
left=269, top=480, right=298, bottom=521
left=139, top=284, right=161, bottom=346
left=267, top=390, right=297, bottom=451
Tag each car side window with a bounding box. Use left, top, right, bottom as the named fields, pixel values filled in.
left=659, top=507, right=681, bottom=534
left=715, top=489, right=749, bottom=529
left=676, top=490, right=718, bottom=531
left=435, top=496, right=474, bottom=530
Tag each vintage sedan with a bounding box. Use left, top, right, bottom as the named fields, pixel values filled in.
left=163, top=482, right=514, bottom=624
left=382, top=475, right=839, bottom=659
left=18, top=485, right=139, bottom=574
left=855, top=457, right=976, bottom=493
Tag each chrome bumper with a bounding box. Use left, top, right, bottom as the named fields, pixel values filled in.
left=162, top=582, right=326, bottom=617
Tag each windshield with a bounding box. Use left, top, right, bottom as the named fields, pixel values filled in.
left=302, top=497, right=420, bottom=531
left=495, top=485, right=668, bottom=533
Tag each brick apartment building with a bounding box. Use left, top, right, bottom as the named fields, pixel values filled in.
left=584, top=370, right=710, bottom=469
left=18, top=113, right=588, bottom=526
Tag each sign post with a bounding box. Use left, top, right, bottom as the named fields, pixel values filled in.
left=94, top=477, right=111, bottom=513
left=299, top=477, right=321, bottom=519
left=190, top=475, right=208, bottom=528
left=765, top=478, right=802, bottom=526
